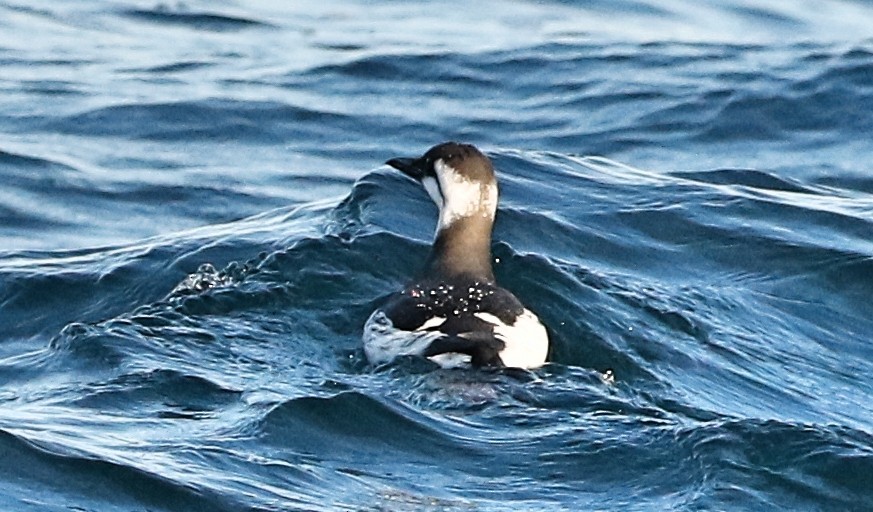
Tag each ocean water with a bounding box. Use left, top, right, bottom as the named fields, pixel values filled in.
left=2, top=0, right=873, bottom=510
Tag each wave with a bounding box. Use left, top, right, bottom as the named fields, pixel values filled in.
left=4, top=149, right=871, bottom=424
left=0, top=430, right=241, bottom=512
left=35, top=100, right=354, bottom=142
left=3, top=8, right=873, bottom=505
left=121, top=6, right=272, bottom=32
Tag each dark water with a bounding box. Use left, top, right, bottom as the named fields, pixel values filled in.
left=3, top=1, right=873, bottom=510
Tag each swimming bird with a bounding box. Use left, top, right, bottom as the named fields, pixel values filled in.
left=363, top=142, right=549, bottom=369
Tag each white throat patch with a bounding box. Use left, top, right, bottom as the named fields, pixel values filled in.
left=433, top=159, right=497, bottom=230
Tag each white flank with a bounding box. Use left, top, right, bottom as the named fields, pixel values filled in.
left=434, top=159, right=497, bottom=230
left=363, top=310, right=443, bottom=365
left=475, top=310, right=549, bottom=369
left=363, top=311, right=471, bottom=368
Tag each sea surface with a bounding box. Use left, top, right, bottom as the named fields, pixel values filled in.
left=2, top=1, right=873, bottom=510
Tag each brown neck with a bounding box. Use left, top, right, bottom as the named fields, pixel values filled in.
left=425, top=215, right=495, bottom=282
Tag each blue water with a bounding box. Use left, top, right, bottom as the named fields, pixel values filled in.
left=2, top=1, right=873, bottom=510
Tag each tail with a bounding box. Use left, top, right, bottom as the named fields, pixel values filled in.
left=422, top=332, right=505, bottom=367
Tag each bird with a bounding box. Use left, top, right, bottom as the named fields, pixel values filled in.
left=363, top=142, right=549, bottom=369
